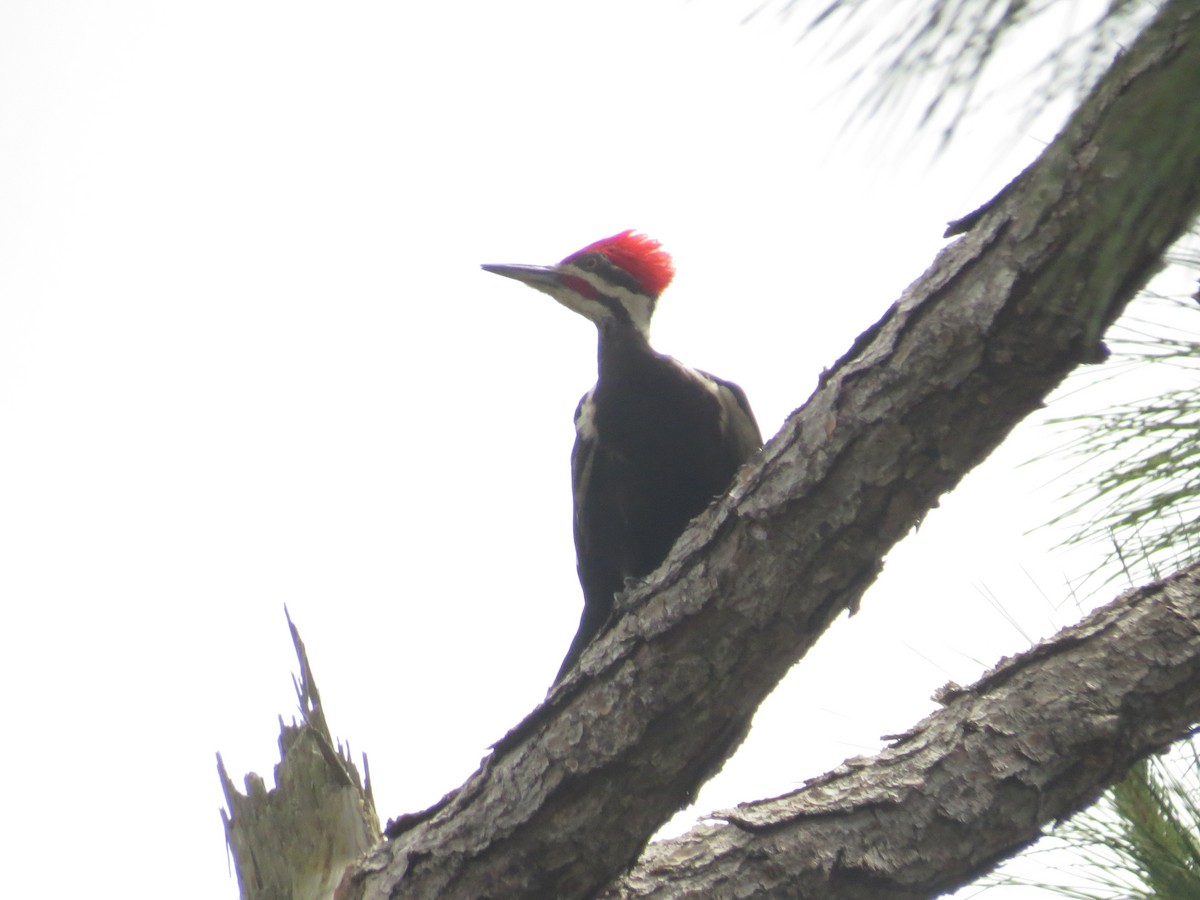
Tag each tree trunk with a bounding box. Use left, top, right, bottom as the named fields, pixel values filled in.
left=337, top=2, right=1200, bottom=897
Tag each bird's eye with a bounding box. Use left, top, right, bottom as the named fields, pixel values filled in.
left=580, top=256, right=598, bottom=269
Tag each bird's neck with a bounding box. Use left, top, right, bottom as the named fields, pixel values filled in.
left=596, top=322, right=656, bottom=385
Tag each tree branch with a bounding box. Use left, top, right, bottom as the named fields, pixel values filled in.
left=606, top=563, right=1200, bottom=898
left=341, top=2, right=1200, bottom=897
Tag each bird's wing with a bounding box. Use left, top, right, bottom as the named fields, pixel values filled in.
left=570, top=389, right=599, bottom=561
left=698, top=369, right=764, bottom=464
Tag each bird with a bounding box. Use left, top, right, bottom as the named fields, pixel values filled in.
left=482, top=231, right=762, bottom=682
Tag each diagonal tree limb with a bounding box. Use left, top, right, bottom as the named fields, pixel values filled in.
left=605, top=563, right=1200, bottom=899
left=340, top=2, right=1200, bottom=897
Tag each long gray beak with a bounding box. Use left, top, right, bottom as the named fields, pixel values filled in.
left=480, top=262, right=561, bottom=293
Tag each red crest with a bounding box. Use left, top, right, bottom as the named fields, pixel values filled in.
left=564, top=230, right=675, bottom=298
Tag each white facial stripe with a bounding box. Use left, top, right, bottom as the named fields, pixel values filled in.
left=556, top=291, right=615, bottom=324
left=572, top=269, right=654, bottom=336
left=545, top=276, right=617, bottom=324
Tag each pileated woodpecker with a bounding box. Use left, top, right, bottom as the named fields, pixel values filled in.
left=482, top=231, right=762, bottom=682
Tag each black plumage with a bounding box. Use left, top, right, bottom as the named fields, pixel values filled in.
left=482, top=231, right=761, bottom=683
left=563, top=326, right=760, bottom=680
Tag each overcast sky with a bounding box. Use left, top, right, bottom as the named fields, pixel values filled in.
left=1, top=1, right=1191, bottom=897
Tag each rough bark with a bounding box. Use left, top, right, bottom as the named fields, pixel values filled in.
left=340, top=2, right=1200, bottom=897
left=605, top=564, right=1200, bottom=899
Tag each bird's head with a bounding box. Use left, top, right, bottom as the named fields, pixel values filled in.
left=482, top=230, right=675, bottom=337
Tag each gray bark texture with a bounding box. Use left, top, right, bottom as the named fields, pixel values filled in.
left=339, top=2, right=1200, bottom=897
left=605, top=563, right=1200, bottom=899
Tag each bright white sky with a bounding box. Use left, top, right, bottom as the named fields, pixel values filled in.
left=1, top=1, right=1191, bottom=897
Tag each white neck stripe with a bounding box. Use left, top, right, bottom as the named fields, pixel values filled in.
left=573, top=270, right=654, bottom=337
